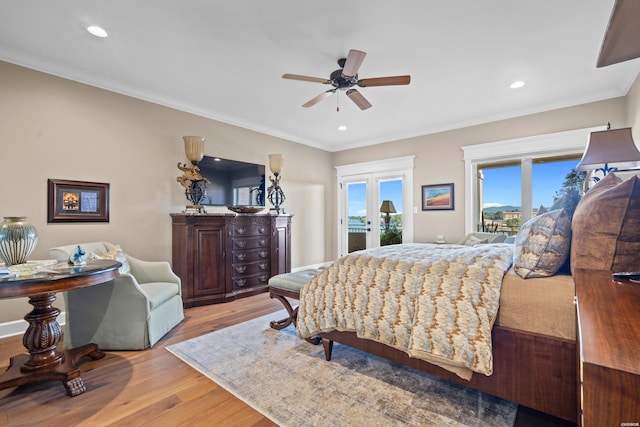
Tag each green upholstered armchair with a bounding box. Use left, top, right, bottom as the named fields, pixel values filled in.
left=48, top=242, right=184, bottom=350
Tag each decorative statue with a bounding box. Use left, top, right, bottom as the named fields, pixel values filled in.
left=68, top=245, right=87, bottom=266
left=176, top=162, right=207, bottom=190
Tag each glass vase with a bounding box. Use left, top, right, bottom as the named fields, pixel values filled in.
left=0, top=216, right=38, bottom=266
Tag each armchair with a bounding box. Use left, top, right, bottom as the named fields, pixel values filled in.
left=456, top=232, right=507, bottom=245
left=48, top=242, right=184, bottom=350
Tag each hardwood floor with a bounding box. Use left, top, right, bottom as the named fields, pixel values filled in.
left=0, top=293, right=574, bottom=426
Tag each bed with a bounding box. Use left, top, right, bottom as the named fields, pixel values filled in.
left=295, top=173, right=640, bottom=424
left=297, top=242, right=577, bottom=422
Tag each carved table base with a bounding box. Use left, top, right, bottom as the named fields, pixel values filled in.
left=0, top=292, right=105, bottom=396
left=1, top=344, right=105, bottom=396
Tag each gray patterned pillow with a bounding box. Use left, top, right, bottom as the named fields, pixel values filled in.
left=514, top=209, right=571, bottom=279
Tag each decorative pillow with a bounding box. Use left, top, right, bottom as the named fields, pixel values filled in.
left=464, top=236, right=489, bottom=246
left=514, top=209, right=571, bottom=279
left=571, top=173, right=640, bottom=274
left=88, top=244, right=130, bottom=274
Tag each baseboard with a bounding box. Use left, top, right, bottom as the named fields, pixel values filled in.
left=0, top=312, right=66, bottom=339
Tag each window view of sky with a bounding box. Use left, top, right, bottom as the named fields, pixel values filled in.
left=348, top=179, right=403, bottom=217
left=482, top=159, right=579, bottom=209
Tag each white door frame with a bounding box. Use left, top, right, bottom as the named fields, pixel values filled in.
left=336, top=156, right=415, bottom=257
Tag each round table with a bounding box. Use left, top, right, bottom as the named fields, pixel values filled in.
left=0, top=259, right=120, bottom=396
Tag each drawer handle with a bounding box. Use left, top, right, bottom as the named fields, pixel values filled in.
left=235, top=266, right=247, bottom=273
left=259, top=275, right=268, bottom=282
left=259, top=263, right=268, bottom=270
left=258, top=239, right=268, bottom=246
left=258, top=227, right=266, bottom=234
left=259, top=251, right=268, bottom=258
left=235, top=240, right=247, bottom=248
left=236, top=227, right=246, bottom=235
left=235, top=253, right=246, bottom=261
left=235, top=278, right=247, bottom=287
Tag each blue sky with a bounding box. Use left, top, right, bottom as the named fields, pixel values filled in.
left=348, top=179, right=403, bottom=217
left=482, top=159, right=579, bottom=208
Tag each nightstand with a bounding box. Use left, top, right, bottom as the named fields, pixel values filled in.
left=574, top=268, right=640, bottom=426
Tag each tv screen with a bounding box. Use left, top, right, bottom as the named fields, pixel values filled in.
left=197, top=156, right=266, bottom=206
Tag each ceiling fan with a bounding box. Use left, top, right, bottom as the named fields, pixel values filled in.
left=282, top=49, right=411, bottom=111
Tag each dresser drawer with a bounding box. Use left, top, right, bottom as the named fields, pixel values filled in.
left=229, top=221, right=271, bottom=237
left=232, top=248, right=269, bottom=263
left=231, top=236, right=270, bottom=250
left=231, top=272, right=270, bottom=289
left=231, top=260, right=270, bottom=276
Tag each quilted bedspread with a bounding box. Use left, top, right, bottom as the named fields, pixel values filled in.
left=297, top=243, right=514, bottom=379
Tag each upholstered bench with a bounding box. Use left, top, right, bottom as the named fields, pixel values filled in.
left=268, top=268, right=324, bottom=344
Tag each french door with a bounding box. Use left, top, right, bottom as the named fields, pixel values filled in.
left=336, top=156, right=414, bottom=257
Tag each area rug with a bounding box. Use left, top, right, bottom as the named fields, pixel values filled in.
left=166, top=311, right=517, bottom=427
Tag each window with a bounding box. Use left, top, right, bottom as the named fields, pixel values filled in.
left=478, top=157, right=580, bottom=235
left=479, top=163, right=521, bottom=235
left=462, top=126, right=605, bottom=235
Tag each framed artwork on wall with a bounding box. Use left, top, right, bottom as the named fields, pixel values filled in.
left=47, top=179, right=110, bottom=223
left=421, top=183, right=454, bottom=211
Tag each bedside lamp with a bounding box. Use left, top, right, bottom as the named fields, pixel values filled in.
left=577, top=126, right=640, bottom=182
left=380, top=200, right=396, bottom=231
left=177, top=136, right=209, bottom=213
left=267, top=154, right=286, bottom=213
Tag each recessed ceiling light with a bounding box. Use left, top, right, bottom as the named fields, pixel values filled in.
left=510, top=80, right=525, bottom=89
left=87, top=25, right=108, bottom=38
left=338, top=125, right=347, bottom=131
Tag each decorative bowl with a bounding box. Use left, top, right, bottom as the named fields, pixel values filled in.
left=227, top=205, right=264, bottom=214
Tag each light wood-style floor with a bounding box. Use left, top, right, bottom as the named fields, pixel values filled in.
left=0, top=293, right=283, bottom=427
left=0, top=293, right=574, bottom=427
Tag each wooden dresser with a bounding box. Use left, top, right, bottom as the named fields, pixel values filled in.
left=574, top=268, right=640, bottom=426
left=171, top=213, right=292, bottom=307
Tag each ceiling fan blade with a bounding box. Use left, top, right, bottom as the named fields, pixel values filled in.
left=282, top=74, right=331, bottom=84
left=342, top=49, right=367, bottom=77
left=303, top=89, right=336, bottom=107
left=346, top=89, right=372, bottom=110
left=358, top=75, right=411, bottom=87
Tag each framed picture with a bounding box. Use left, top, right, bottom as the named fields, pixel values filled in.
left=48, top=179, right=110, bottom=223
left=422, top=183, right=454, bottom=211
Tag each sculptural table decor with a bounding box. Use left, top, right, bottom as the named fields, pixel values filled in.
left=0, top=259, right=120, bottom=397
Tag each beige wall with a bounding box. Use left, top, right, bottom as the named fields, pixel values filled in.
left=0, top=61, right=334, bottom=323
left=626, top=73, right=640, bottom=140
left=334, top=96, right=629, bottom=245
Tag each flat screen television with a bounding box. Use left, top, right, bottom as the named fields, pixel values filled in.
left=197, top=156, right=266, bottom=206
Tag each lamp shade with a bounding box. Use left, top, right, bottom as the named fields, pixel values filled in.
left=269, top=154, right=284, bottom=174
left=380, top=200, right=397, bottom=214
left=183, top=136, right=205, bottom=163
left=576, top=128, right=640, bottom=171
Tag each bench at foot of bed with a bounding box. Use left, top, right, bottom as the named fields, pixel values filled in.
left=268, top=268, right=324, bottom=345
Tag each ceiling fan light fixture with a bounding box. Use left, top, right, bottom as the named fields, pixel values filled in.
left=283, top=49, right=410, bottom=110
left=510, top=80, right=525, bottom=89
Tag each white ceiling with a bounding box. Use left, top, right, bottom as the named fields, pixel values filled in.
left=1, top=1, right=639, bottom=152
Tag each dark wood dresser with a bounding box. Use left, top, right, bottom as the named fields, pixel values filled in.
left=171, top=213, right=292, bottom=307
left=574, top=268, right=640, bottom=426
